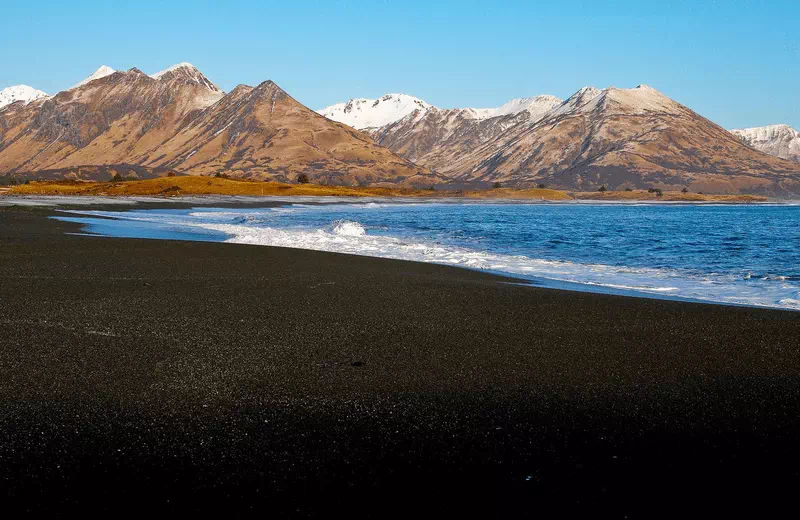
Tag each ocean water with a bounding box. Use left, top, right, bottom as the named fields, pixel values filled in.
left=55, top=200, right=800, bottom=311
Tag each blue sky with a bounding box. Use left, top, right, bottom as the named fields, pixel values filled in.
left=2, top=0, right=798, bottom=129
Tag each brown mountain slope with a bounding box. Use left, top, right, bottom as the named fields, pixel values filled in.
left=368, top=107, right=538, bottom=165
left=0, top=66, right=222, bottom=173
left=0, top=66, right=435, bottom=186
left=366, top=96, right=562, bottom=169
left=145, top=80, right=436, bottom=186
left=371, top=85, right=800, bottom=195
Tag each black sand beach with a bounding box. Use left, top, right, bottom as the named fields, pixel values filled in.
left=1, top=204, right=799, bottom=517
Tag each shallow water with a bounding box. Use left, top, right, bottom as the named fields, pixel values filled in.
left=55, top=200, right=800, bottom=310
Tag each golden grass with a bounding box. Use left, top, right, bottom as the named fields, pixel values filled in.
left=7, top=177, right=574, bottom=200
left=5, top=178, right=768, bottom=202
left=572, top=189, right=768, bottom=202
left=457, top=187, right=573, bottom=200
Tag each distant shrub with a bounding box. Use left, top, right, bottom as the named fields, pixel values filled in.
left=681, top=187, right=689, bottom=193
left=297, top=173, right=311, bottom=184
left=655, top=189, right=664, bottom=197
left=492, top=182, right=502, bottom=189
left=598, top=185, right=607, bottom=192
left=214, top=172, right=231, bottom=179
left=537, top=183, right=547, bottom=189
left=167, top=171, right=177, bottom=177
left=647, top=188, right=656, bottom=193
left=624, top=187, right=633, bottom=191
left=110, top=173, right=137, bottom=182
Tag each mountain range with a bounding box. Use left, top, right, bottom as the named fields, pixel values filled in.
left=321, top=88, right=800, bottom=195
left=0, top=64, right=433, bottom=186
left=2, top=64, right=799, bottom=195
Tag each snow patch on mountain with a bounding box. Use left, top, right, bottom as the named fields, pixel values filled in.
left=318, top=94, right=434, bottom=130
left=469, top=95, right=563, bottom=120
left=70, top=65, right=116, bottom=90
left=0, top=85, right=49, bottom=110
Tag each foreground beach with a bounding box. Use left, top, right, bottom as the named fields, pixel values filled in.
left=1, top=204, right=799, bottom=517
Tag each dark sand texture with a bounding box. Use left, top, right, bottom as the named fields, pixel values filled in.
left=1, top=205, right=799, bottom=517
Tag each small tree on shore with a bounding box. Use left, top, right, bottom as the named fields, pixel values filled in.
left=297, top=173, right=311, bottom=184
left=492, top=182, right=502, bottom=189
left=681, top=187, right=689, bottom=194
left=655, top=189, right=664, bottom=197
left=537, top=183, right=547, bottom=189
left=598, top=185, right=607, bottom=192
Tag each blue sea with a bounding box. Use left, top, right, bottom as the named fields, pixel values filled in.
left=54, top=199, right=800, bottom=310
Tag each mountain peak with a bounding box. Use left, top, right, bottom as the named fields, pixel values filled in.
left=149, top=62, right=222, bottom=97
left=0, top=84, right=49, bottom=110
left=150, top=62, right=198, bottom=79
left=603, top=84, right=675, bottom=113
left=69, top=65, right=117, bottom=90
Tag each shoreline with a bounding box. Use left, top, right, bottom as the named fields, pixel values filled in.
left=37, top=196, right=800, bottom=312
left=2, top=205, right=800, bottom=516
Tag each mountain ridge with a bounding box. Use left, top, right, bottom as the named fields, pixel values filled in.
left=2, top=66, right=799, bottom=194
left=318, top=93, right=564, bottom=130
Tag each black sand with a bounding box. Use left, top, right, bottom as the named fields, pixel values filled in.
left=1, top=205, right=799, bottom=517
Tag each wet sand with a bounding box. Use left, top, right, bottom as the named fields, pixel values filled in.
left=1, top=204, right=799, bottom=517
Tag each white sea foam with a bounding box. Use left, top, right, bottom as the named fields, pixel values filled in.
left=333, top=220, right=366, bottom=237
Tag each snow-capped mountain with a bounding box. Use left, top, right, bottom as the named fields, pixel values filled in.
left=70, top=65, right=116, bottom=90
left=730, top=124, right=800, bottom=163
left=318, top=94, right=433, bottom=130
left=363, top=93, right=563, bottom=165
left=0, top=85, right=49, bottom=110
